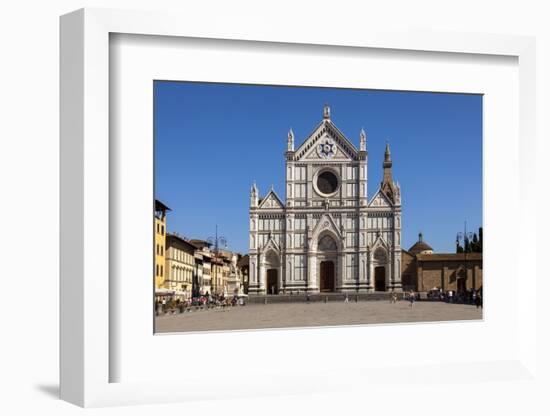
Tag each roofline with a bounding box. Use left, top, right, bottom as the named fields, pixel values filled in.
left=367, top=187, right=394, bottom=207
left=416, top=253, right=482, bottom=261
left=293, top=119, right=358, bottom=159
left=155, top=199, right=171, bottom=212
left=258, top=188, right=285, bottom=208
left=166, top=233, right=198, bottom=250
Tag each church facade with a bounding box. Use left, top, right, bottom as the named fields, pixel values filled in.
left=248, top=105, right=403, bottom=294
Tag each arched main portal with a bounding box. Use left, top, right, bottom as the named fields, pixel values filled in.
left=320, top=261, right=335, bottom=292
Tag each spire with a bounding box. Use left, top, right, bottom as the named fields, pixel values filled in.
left=359, top=128, right=366, bottom=151
left=323, top=103, right=331, bottom=120
left=287, top=128, right=294, bottom=151
left=384, top=141, right=392, bottom=163
left=380, top=141, right=396, bottom=204
left=250, top=181, right=258, bottom=207
left=382, top=141, right=393, bottom=183
left=419, top=232, right=423, bottom=242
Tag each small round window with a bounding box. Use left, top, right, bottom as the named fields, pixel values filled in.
left=316, top=170, right=339, bottom=195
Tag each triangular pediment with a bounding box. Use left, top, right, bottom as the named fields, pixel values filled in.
left=311, top=213, right=343, bottom=241
left=261, top=234, right=281, bottom=253
left=301, top=140, right=352, bottom=161
left=370, top=233, right=390, bottom=261
left=368, top=189, right=393, bottom=207
left=294, top=120, right=358, bottom=162
left=258, top=190, right=284, bottom=210
left=371, top=232, right=389, bottom=250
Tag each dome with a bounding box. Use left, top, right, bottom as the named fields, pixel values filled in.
left=409, top=233, right=434, bottom=255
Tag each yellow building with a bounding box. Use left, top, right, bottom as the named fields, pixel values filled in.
left=154, top=200, right=170, bottom=289
left=211, top=257, right=225, bottom=295
left=165, top=233, right=197, bottom=300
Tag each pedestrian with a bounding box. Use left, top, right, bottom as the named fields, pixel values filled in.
left=344, top=293, right=349, bottom=303
left=475, top=290, right=482, bottom=309
left=409, top=290, right=415, bottom=307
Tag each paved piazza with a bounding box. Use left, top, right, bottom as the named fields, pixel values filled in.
left=155, top=301, right=483, bottom=333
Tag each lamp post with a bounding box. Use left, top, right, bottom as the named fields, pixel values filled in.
left=456, top=221, right=474, bottom=298
left=207, top=225, right=227, bottom=295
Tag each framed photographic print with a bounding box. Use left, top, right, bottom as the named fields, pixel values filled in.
left=152, top=82, right=484, bottom=334
left=60, top=7, right=538, bottom=408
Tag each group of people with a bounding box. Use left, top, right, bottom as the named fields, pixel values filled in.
left=156, top=292, right=245, bottom=315
left=426, top=287, right=483, bottom=308
left=387, top=290, right=418, bottom=306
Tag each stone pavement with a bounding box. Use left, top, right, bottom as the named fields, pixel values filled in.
left=155, top=300, right=483, bottom=333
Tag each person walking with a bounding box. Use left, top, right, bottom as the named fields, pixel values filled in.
left=409, top=290, right=415, bottom=307
left=475, top=290, right=482, bottom=309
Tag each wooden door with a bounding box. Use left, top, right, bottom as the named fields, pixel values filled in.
left=320, top=261, right=335, bottom=292
left=266, top=269, right=278, bottom=294
left=374, top=266, right=386, bottom=291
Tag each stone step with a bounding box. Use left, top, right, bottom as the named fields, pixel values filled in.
left=246, top=292, right=398, bottom=304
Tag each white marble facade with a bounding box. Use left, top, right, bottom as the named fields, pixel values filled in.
left=249, top=105, right=402, bottom=294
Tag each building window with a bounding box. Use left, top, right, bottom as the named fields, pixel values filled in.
left=294, top=255, right=306, bottom=280
left=156, top=264, right=159, bottom=276
left=346, top=232, right=357, bottom=247
left=346, top=254, right=357, bottom=280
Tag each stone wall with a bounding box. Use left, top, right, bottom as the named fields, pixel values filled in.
left=402, top=252, right=483, bottom=292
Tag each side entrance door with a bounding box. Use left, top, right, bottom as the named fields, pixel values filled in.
left=320, top=261, right=335, bottom=292
left=374, top=266, right=386, bottom=292
left=266, top=269, right=278, bottom=294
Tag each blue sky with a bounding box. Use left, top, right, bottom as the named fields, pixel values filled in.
left=154, top=81, right=482, bottom=254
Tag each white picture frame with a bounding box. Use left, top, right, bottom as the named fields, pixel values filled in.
left=60, top=8, right=538, bottom=408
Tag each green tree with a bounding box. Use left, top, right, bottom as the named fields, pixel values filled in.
left=478, top=227, right=483, bottom=252
left=470, top=233, right=479, bottom=252
left=464, top=236, right=471, bottom=253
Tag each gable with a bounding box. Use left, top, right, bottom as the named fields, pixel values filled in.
left=294, top=121, right=358, bottom=162
left=301, top=137, right=354, bottom=161
left=258, top=190, right=284, bottom=210
left=368, top=189, right=392, bottom=207
left=261, top=234, right=281, bottom=253
left=371, top=232, right=390, bottom=252
left=311, top=213, right=343, bottom=241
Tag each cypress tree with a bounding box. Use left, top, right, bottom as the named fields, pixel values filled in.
left=479, top=227, right=483, bottom=252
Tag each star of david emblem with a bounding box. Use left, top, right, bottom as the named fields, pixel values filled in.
left=317, top=137, right=336, bottom=159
